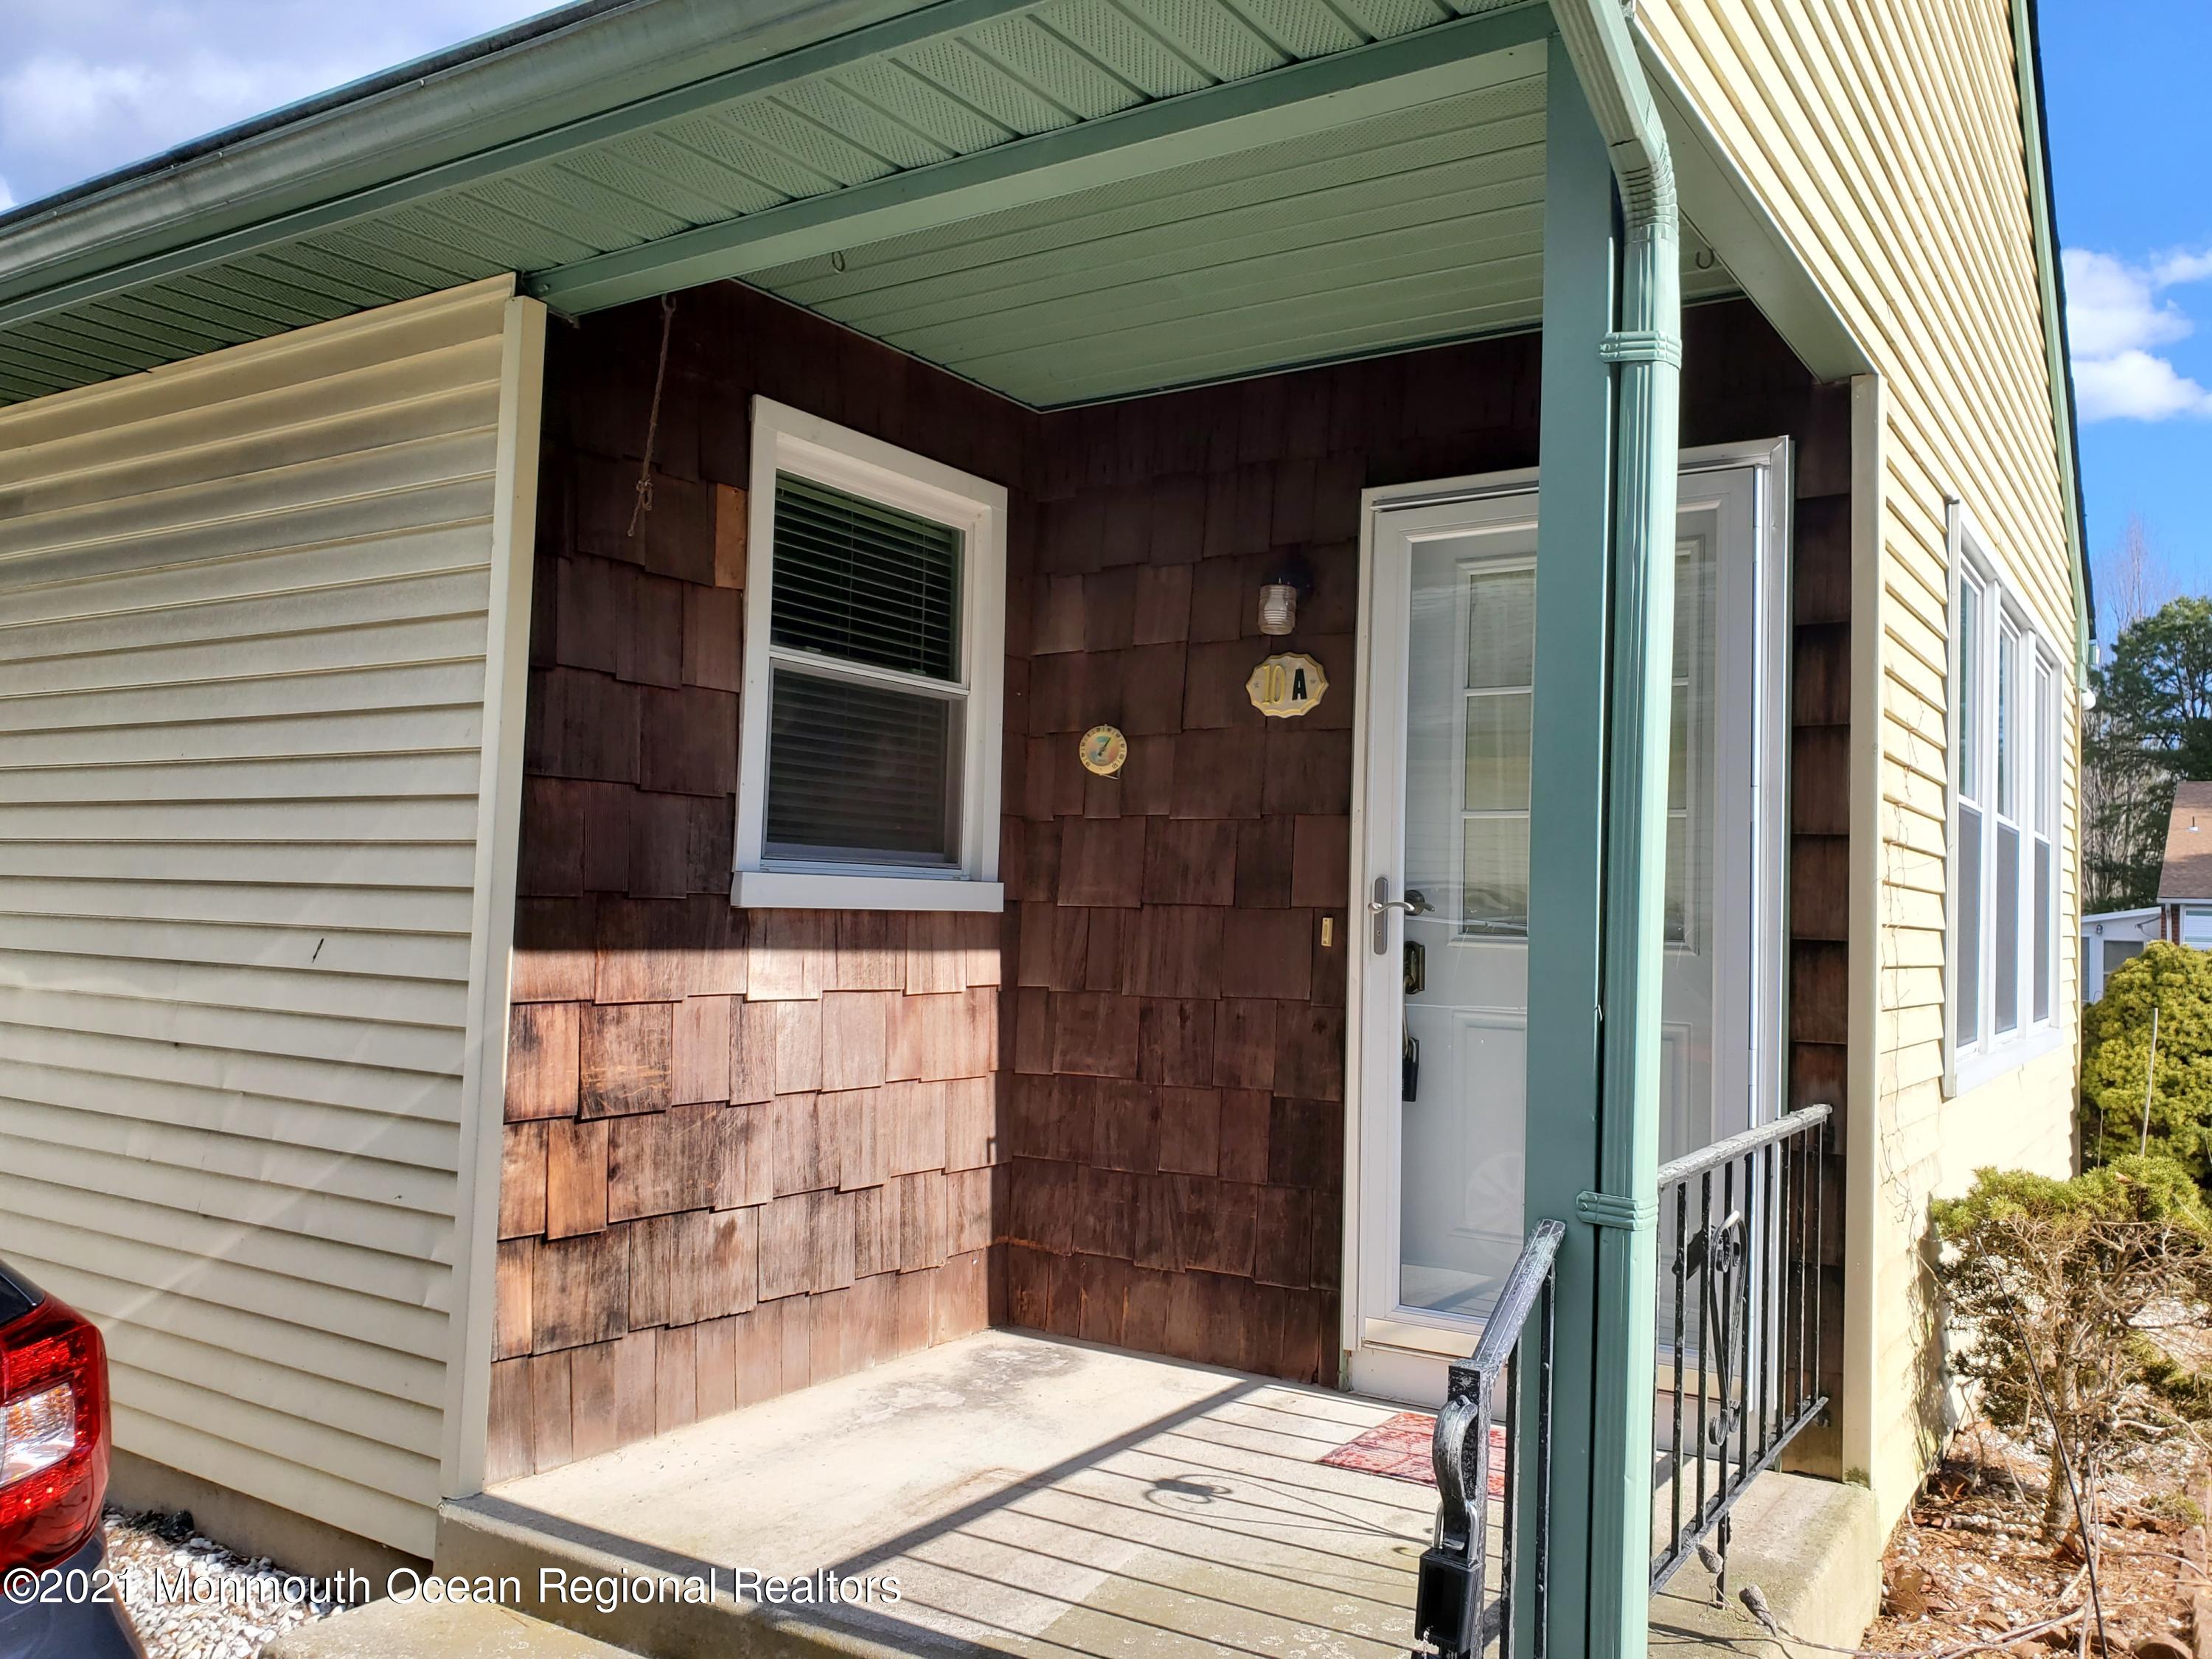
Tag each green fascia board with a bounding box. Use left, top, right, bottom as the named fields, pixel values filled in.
left=0, top=0, right=1047, bottom=331
left=528, top=4, right=1554, bottom=313
left=2012, top=0, right=2093, bottom=683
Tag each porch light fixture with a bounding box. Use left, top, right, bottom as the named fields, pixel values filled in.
left=1257, top=554, right=1312, bottom=637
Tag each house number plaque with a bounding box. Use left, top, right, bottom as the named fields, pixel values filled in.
left=1246, top=652, right=1328, bottom=718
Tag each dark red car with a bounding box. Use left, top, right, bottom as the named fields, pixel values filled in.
left=0, top=1262, right=144, bottom=1658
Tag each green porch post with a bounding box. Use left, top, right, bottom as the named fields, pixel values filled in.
left=1521, top=18, right=1682, bottom=1655
left=1518, top=35, right=1615, bottom=1659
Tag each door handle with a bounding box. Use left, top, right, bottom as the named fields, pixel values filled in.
left=1368, top=877, right=1433, bottom=952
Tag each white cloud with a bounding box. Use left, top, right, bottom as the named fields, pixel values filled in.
left=2073, top=349, right=2212, bottom=422
left=0, top=3, right=554, bottom=209
left=2065, top=245, right=2212, bottom=421
left=2063, top=248, right=2193, bottom=358
left=2153, top=250, right=2212, bottom=288
left=0, top=176, right=13, bottom=212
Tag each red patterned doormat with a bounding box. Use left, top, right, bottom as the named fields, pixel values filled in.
left=1319, top=1411, right=1508, bottom=1497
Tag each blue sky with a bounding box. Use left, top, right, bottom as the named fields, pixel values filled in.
left=0, top=1, right=553, bottom=208
left=2042, top=0, right=2212, bottom=626
left=0, top=0, right=2196, bottom=621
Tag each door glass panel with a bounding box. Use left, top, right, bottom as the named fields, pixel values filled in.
left=1467, top=568, right=1537, bottom=688
left=1463, top=817, right=1531, bottom=936
left=1395, top=501, right=1735, bottom=1329
left=1399, top=535, right=1535, bottom=1319
left=1464, top=693, right=1534, bottom=813
left=1660, top=526, right=1719, bottom=1162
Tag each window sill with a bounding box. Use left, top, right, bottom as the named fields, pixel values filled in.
left=1950, top=1023, right=2070, bottom=1099
left=731, top=869, right=1005, bottom=913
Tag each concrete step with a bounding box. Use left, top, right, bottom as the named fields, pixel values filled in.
left=262, top=1597, right=638, bottom=1659
left=1649, top=1472, right=1881, bottom=1657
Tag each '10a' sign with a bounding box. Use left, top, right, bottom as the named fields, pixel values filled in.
left=1246, top=652, right=1327, bottom=718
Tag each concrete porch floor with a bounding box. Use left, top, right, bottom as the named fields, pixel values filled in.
left=427, top=1329, right=1867, bottom=1659
left=445, top=1329, right=1441, bottom=1657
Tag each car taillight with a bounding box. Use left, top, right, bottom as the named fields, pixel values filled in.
left=0, top=1295, right=108, bottom=1571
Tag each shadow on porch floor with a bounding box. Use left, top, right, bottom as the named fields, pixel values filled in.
left=423, top=1330, right=1862, bottom=1658
left=444, top=1329, right=1439, bottom=1657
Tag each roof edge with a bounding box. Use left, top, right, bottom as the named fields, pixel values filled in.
left=0, top=1, right=639, bottom=235
left=0, top=0, right=953, bottom=313
left=2013, top=0, right=2094, bottom=678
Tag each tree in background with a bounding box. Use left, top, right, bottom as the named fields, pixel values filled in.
left=2101, top=597, right=2212, bottom=778
left=2098, top=512, right=2176, bottom=637
left=2083, top=521, right=2193, bottom=909
left=2081, top=942, right=2212, bottom=1176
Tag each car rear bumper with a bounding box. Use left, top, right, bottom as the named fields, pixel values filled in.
left=0, top=1531, right=147, bottom=1659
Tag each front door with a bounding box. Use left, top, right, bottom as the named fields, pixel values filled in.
left=1346, top=453, right=1787, bottom=1404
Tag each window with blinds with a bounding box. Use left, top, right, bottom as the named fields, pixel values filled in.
left=737, top=397, right=1006, bottom=911
left=1949, top=504, right=2065, bottom=1091
left=763, top=474, right=967, bottom=866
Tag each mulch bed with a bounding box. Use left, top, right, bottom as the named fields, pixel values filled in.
left=1864, top=1425, right=2202, bottom=1658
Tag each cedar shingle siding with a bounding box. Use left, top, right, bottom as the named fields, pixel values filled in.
left=493, top=282, right=1848, bottom=1478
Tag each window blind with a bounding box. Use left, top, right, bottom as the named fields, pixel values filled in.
left=1958, top=804, right=1983, bottom=1047
left=771, top=475, right=961, bottom=681
left=765, top=668, right=956, bottom=863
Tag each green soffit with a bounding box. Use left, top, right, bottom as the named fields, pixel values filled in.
left=0, top=0, right=1734, bottom=408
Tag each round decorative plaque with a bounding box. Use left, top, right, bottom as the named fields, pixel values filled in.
left=1079, top=724, right=1130, bottom=776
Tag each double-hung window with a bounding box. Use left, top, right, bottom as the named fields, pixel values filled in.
left=734, top=399, right=1006, bottom=911
left=1949, top=507, right=2062, bottom=1087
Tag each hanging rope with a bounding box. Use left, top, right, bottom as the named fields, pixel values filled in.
left=626, top=293, right=680, bottom=539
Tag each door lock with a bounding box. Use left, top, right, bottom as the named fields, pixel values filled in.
left=1368, top=877, right=1433, bottom=953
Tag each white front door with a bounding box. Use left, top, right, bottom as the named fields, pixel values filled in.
left=1346, top=452, right=1789, bottom=1405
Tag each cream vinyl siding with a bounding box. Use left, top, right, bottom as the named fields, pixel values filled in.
left=1636, top=0, right=2078, bottom=1526
left=0, top=277, right=541, bottom=1558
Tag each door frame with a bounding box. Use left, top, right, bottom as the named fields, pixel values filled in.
left=1339, top=439, right=1794, bottom=1402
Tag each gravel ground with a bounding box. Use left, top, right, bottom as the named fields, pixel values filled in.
left=102, top=1509, right=341, bottom=1659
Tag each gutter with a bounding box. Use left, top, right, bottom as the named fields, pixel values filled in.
left=0, top=0, right=959, bottom=313
left=0, top=1, right=640, bottom=236
left=1551, top=2, right=1682, bottom=1654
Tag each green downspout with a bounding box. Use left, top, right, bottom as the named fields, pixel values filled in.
left=1553, top=1, right=1682, bottom=1652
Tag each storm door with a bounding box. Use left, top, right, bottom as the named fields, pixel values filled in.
left=1347, top=456, right=1786, bottom=1403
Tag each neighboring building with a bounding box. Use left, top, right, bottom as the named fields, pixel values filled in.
left=2154, top=781, right=2212, bottom=948
left=2083, top=907, right=2162, bottom=1002
left=0, top=0, right=2087, bottom=1651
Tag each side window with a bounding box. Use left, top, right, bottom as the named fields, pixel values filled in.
left=735, top=400, right=1006, bottom=911
left=2032, top=654, right=2056, bottom=1023
left=1955, top=573, right=1984, bottom=1050
left=1951, top=509, right=2065, bottom=1085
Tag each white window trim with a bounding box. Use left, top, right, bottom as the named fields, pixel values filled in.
left=732, top=397, right=1006, bottom=912
left=1945, top=500, right=2064, bottom=1096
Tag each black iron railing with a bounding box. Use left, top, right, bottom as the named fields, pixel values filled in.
left=1650, top=1104, right=1832, bottom=1596
left=1413, top=1217, right=1563, bottom=1659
